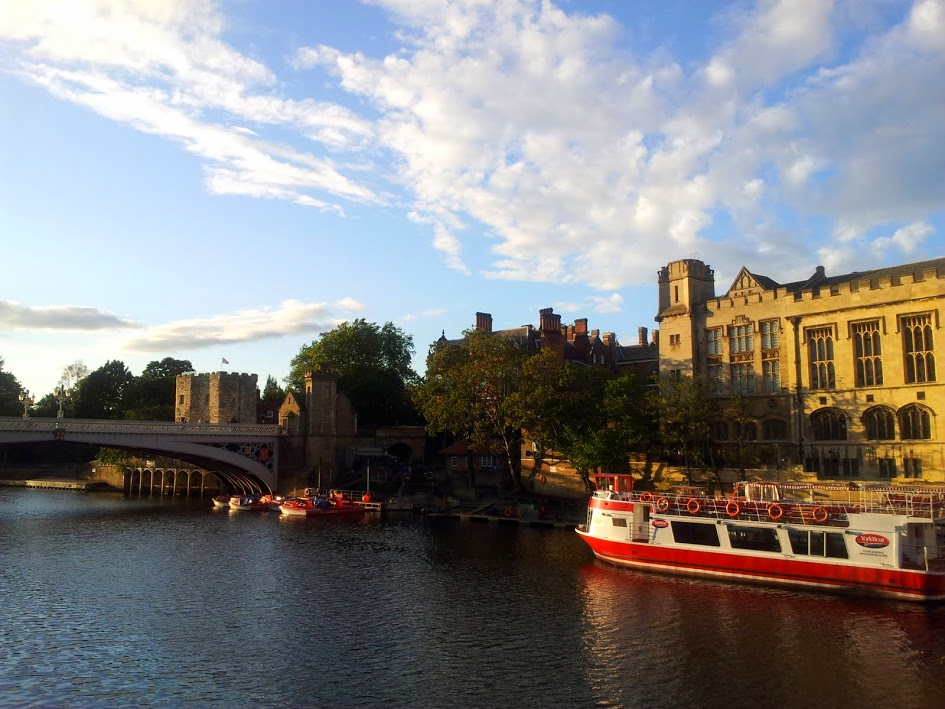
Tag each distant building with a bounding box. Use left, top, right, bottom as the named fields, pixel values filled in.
left=175, top=371, right=258, bottom=424
left=656, top=257, right=944, bottom=480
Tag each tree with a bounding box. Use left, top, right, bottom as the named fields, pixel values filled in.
left=74, top=360, right=134, bottom=420
left=0, top=357, right=24, bottom=416
left=653, top=374, right=712, bottom=485
left=262, top=375, right=285, bottom=402
left=414, top=328, right=527, bottom=491
left=601, top=373, right=661, bottom=487
left=287, top=319, right=419, bottom=426
left=123, top=358, right=193, bottom=420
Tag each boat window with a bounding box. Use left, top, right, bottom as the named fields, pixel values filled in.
left=671, top=521, right=721, bottom=546
left=826, top=533, right=849, bottom=559
left=727, top=526, right=781, bottom=553
left=789, top=529, right=814, bottom=555
left=612, top=517, right=627, bottom=527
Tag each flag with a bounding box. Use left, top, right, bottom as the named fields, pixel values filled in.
left=222, top=357, right=229, bottom=365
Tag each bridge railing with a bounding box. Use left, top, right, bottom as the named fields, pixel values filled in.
left=0, top=417, right=280, bottom=436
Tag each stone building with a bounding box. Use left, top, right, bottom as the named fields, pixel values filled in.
left=656, top=256, right=944, bottom=481
left=175, top=371, right=258, bottom=424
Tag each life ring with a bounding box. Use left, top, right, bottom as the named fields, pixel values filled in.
left=656, top=497, right=670, bottom=513
left=726, top=501, right=741, bottom=518
left=640, top=492, right=653, bottom=503
left=813, top=506, right=829, bottom=523
left=537, top=474, right=547, bottom=484
left=504, top=507, right=513, bottom=517
left=686, top=498, right=701, bottom=515
left=768, top=503, right=784, bottom=521
left=362, top=493, right=372, bottom=502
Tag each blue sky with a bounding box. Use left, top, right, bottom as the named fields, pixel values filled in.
left=1, top=0, right=943, bottom=400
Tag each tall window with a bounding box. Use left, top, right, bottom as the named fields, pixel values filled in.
left=810, top=408, right=847, bottom=440
left=710, top=421, right=729, bottom=440
left=808, top=326, right=835, bottom=389
left=707, top=363, right=724, bottom=396
left=763, top=360, right=781, bottom=393
left=762, top=419, right=787, bottom=441
left=902, top=314, right=936, bottom=383
left=706, top=328, right=722, bottom=355
left=730, top=324, right=753, bottom=353
left=760, top=320, right=779, bottom=350
left=899, top=404, right=932, bottom=440
left=863, top=407, right=896, bottom=440
left=731, top=363, right=755, bottom=395
left=734, top=420, right=757, bottom=441
left=852, top=321, right=883, bottom=386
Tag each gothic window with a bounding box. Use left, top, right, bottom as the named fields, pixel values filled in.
left=810, top=408, right=847, bottom=441
left=731, top=363, right=755, bottom=395
left=729, top=324, right=753, bottom=354
left=762, top=419, right=787, bottom=441
left=760, top=320, right=779, bottom=350
left=899, top=404, right=932, bottom=440
left=808, top=326, right=835, bottom=389
left=901, top=314, right=936, bottom=383
left=863, top=407, right=896, bottom=440
left=852, top=321, right=883, bottom=387
left=763, top=360, right=780, bottom=393
left=710, top=421, right=729, bottom=441
left=706, top=328, right=722, bottom=355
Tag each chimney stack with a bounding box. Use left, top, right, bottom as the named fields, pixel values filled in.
left=638, top=326, right=648, bottom=346
left=475, top=312, right=493, bottom=332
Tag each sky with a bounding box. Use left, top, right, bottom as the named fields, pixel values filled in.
left=1, top=0, right=943, bottom=400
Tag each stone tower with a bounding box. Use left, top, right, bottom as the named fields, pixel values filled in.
left=656, top=259, right=716, bottom=375
left=175, top=371, right=258, bottom=424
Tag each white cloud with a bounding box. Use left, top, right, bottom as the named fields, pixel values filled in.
left=589, top=293, right=624, bottom=314
left=870, top=221, right=934, bottom=257
left=400, top=308, right=446, bottom=322
left=0, top=301, right=140, bottom=331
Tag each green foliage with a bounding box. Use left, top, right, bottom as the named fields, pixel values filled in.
left=261, top=375, right=285, bottom=402
left=287, top=319, right=419, bottom=426
left=653, top=374, right=712, bottom=484
left=122, top=358, right=193, bottom=421
left=74, top=360, right=134, bottom=420
left=0, top=357, right=24, bottom=416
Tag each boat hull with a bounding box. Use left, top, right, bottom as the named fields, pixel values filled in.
left=576, top=528, right=945, bottom=602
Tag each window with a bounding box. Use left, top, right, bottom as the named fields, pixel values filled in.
left=178, top=395, right=185, bottom=405
left=674, top=285, right=679, bottom=302
left=729, top=324, right=753, bottom=354
left=878, top=458, right=896, bottom=478
left=450, top=456, right=458, bottom=468
left=788, top=530, right=848, bottom=559
left=731, top=363, right=755, bottom=395
left=903, top=458, right=923, bottom=478
left=669, top=334, right=681, bottom=346
left=902, top=314, right=936, bottom=383
left=706, top=328, right=722, bottom=355
left=670, top=521, right=721, bottom=546
left=611, top=517, right=627, bottom=527
left=763, top=359, right=781, bottom=393
left=810, top=409, right=847, bottom=440
left=710, top=421, right=729, bottom=441
left=808, top=326, right=835, bottom=389
left=734, top=420, right=757, bottom=441
left=727, top=525, right=781, bottom=553
left=899, top=405, right=932, bottom=440
left=762, top=419, right=787, bottom=441
left=852, top=321, right=883, bottom=386
left=706, top=363, right=723, bottom=396
left=760, top=320, right=779, bottom=350
left=863, top=407, right=895, bottom=440
left=842, top=458, right=860, bottom=478
left=480, top=454, right=495, bottom=468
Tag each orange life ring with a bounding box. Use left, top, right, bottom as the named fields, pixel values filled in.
left=686, top=498, right=701, bottom=515
left=362, top=493, right=372, bottom=502
left=504, top=507, right=513, bottom=517
left=640, top=492, right=653, bottom=503
left=768, top=503, right=784, bottom=521
left=726, top=501, right=741, bottom=518
left=537, top=474, right=547, bottom=484
left=813, top=506, right=829, bottom=523
left=656, top=497, right=670, bottom=513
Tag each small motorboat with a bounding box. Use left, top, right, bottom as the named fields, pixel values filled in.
left=211, top=495, right=231, bottom=509
left=280, top=496, right=369, bottom=517
left=228, top=494, right=270, bottom=511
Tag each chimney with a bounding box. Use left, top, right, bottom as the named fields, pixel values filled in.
left=475, top=312, right=493, bottom=332
left=652, top=330, right=659, bottom=346
left=638, top=327, right=648, bottom=346
left=575, top=318, right=588, bottom=336
left=602, top=332, right=615, bottom=346
left=539, top=307, right=561, bottom=332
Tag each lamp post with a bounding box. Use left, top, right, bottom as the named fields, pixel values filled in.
left=18, top=390, right=33, bottom=418
left=54, top=386, right=71, bottom=418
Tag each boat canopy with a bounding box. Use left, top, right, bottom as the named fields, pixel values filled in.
left=593, top=473, right=634, bottom=494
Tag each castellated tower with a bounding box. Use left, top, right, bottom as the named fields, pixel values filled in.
left=656, top=259, right=717, bottom=375
left=305, top=368, right=337, bottom=436
left=175, top=371, right=259, bottom=424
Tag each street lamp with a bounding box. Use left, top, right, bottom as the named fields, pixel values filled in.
left=18, top=390, right=34, bottom=418
left=54, top=386, right=71, bottom=418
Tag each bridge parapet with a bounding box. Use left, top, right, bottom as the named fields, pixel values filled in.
left=0, top=418, right=280, bottom=436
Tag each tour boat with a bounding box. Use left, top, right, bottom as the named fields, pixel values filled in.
left=576, top=475, right=945, bottom=602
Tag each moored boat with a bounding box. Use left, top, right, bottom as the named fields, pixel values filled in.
left=576, top=475, right=945, bottom=602
left=280, top=495, right=372, bottom=517
left=211, top=495, right=231, bottom=508
left=228, top=494, right=271, bottom=511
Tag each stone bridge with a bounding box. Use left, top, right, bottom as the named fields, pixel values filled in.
left=0, top=417, right=280, bottom=492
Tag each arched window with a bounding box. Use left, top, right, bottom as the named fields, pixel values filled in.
left=810, top=408, right=847, bottom=441
left=762, top=419, right=787, bottom=441
left=734, top=421, right=757, bottom=441
left=899, top=405, right=932, bottom=440
left=862, top=407, right=896, bottom=440
left=710, top=421, right=729, bottom=441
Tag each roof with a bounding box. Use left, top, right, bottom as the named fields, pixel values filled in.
left=740, top=257, right=945, bottom=296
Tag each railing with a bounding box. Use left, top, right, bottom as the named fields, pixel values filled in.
left=0, top=417, right=280, bottom=436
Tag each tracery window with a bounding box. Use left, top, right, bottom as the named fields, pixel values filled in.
left=863, top=407, right=896, bottom=440
left=760, top=320, right=779, bottom=350
left=729, top=324, right=753, bottom=354
left=808, top=326, right=835, bottom=389
left=731, top=363, right=755, bottom=395
left=899, top=404, right=932, bottom=440
left=852, top=321, right=883, bottom=387
left=810, top=408, right=847, bottom=441
left=901, top=314, right=936, bottom=383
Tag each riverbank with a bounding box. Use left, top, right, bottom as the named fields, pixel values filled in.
left=0, top=477, right=111, bottom=491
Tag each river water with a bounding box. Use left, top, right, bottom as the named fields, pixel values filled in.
left=1, top=487, right=944, bottom=708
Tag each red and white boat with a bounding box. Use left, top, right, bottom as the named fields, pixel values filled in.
left=279, top=494, right=372, bottom=518
left=576, top=475, right=945, bottom=602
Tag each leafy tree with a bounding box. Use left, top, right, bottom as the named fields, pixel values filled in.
left=287, top=319, right=419, bottom=426
left=123, top=358, right=193, bottom=420
left=653, top=374, right=712, bottom=485
left=262, top=375, right=285, bottom=402
left=602, top=373, right=661, bottom=487
left=414, top=328, right=527, bottom=491
left=74, top=360, right=134, bottom=420
left=726, top=394, right=759, bottom=482
left=0, top=357, right=25, bottom=416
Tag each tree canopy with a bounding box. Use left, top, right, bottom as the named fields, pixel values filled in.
left=287, top=319, right=419, bottom=426
left=0, top=357, right=25, bottom=417
left=122, top=357, right=193, bottom=420
left=74, top=360, right=135, bottom=420
left=262, top=375, right=285, bottom=402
